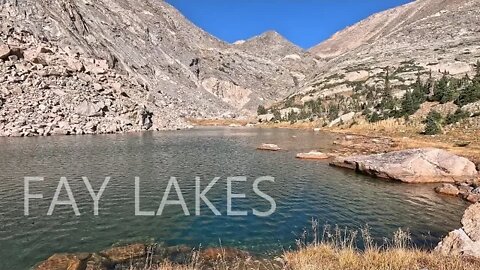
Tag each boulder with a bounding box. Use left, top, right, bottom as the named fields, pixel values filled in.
left=435, top=184, right=460, bottom=196
left=24, top=47, right=49, bottom=65
left=75, top=101, right=104, bottom=117
left=257, top=143, right=281, bottom=151
left=328, top=112, right=355, bottom=127
left=436, top=203, right=480, bottom=259
left=0, top=43, right=11, bottom=60
left=330, top=148, right=478, bottom=183
left=84, top=59, right=108, bottom=74
left=35, top=253, right=90, bottom=270
left=66, top=57, right=85, bottom=72
left=296, top=151, right=330, bottom=160
left=459, top=184, right=474, bottom=197
left=467, top=194, right=480, bottom=204
left=257, top=113, right=274, bottom=123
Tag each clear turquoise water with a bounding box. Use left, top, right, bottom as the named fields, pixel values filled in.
left=0, top=127, right=468, bottom=269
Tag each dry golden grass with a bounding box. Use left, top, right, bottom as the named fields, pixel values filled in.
left=126, top=225, right=480, bottom=270
left=284, top=244, right=480, bottom=270
left=328, top=118, right=480, bottom=163
left=285, top=225, right=480, bottom=270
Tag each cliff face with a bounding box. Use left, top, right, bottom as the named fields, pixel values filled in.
left=1, top=0, right=316, bottom=117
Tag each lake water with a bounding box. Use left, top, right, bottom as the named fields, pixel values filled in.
left=0, top=127, right=468, bottom=269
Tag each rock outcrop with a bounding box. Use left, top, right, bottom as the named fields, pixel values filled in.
left=436, top=203, right=480, bottom=259
left=330, top=148, right=478, bottom=183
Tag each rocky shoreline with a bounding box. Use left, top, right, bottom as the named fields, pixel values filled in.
left=34, top=244, right=281, bottom=270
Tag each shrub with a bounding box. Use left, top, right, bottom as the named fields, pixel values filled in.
left=445, top=109, right=469, bottom=125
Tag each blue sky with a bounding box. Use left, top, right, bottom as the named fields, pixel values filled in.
left=166, top=0, right=412, bottom=49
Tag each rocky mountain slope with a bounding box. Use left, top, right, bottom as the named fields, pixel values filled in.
left=0, top=26, right=190, bottom=136
left=1, top=0, right=316, bottom=118
left=269, top=0, right=480, bottom=129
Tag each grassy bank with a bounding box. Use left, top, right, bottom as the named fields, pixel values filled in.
left=124, top=227, right=480, bottom=270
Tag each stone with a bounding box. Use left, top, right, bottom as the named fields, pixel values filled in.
left=75, top=101, right=104, bottom=117
left=459, top=184, right=474, bottom=197
left=34, top=253, right=89, bottom=270
left=328, top=112, right=355, bottom=128
left=51, top=127, right=69, bottom=136
left=92, top=83, right=103, bottom=91
left=296, top=151, right=330, bottom=160
left=258, top=114, right=274, bottom=123
left=84, top=59, right=108, bottom=74
left=462, top=203, right=480, bottom=241
left=466, top=194, right=480, bottom=204
left=436, top=203, right=480, bottom=259
left=257, top=143, right=281, bottom=151
left=330, top=148, right=478, bottom=183
left=24, top=47, right=48, bottom=65
left=0, top=43, right=11, bottom=60
left=435, top=184, right=460, bottom=196
left=66, top=57, right=84, bottom=72
left=99, top=243, right=146, bottom=264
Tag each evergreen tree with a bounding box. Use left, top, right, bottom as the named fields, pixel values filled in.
left=401, top=90, right=420, bottom=116
left=257, top=105, right=267, bottom=115
left=432, top=74, right=455, bottom=103
left=456, top=80, right=480, bottom=106
left=327, top=104, right=339, bottom=121
left=384, top=68, right=392, bottom=98
left=272, top=110, right=281, bottom=121
left=412, top=72, right=427, bottom=102
left=424, top=70, right=434, bottom=96
left=368, top=111, right=382, bottom=123
left=423, top=111, right=442, bottom=135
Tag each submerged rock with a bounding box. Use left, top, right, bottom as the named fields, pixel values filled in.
left=330, top=148, right=478, bottom=183
left=99, top=243, right=146, bottom=264
left=257, top=143, right=282, bottom=151
left=436, top=203, right=480, bottom=259
left=296, top=151, right=330, bottom=160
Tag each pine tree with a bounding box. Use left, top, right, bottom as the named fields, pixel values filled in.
left=456, top=80, right=480, bottom=106
left=257, top=105, right=267, bottom=115
left=272, top=110, right=281, bottom=121
left=327, top=104, right=339, bottom=121
left=401, top=90, right=420, bottom=116
left=384, top=68, right=392, bottom=98
left=411, top=73, right=427, bottom=104
left=432, top=74, right=452, bottom=103
left=423, top=111, right=442, bottom=135
left=475, top=60, right=480, bottom=80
